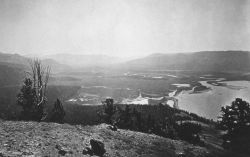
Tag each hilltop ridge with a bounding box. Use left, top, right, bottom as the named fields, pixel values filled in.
left=124, top=51, right=250, bottom=72
left=0, top=120, right=218, bottom=157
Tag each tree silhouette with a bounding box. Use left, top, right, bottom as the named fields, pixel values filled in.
left=118, top=105, right=132, bottom=129
left=17, top=78, right=37, bottom=120
left=219, top=98, right=250, bottom=153
left=50, top=99, right=66, bottom=123
left=175, top=122, right=202, bottom=145
left=98, top=98, right=117, bottom=124
left=17, top=59, right=50, bottom=121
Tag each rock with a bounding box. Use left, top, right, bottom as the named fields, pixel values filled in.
left=90, top=139, right=106, bottom=156
left=55, top=144, right=70, bottom=156
left=177, top=152, right=186, bottom=157
left=58, top=150, right=67, bottom=156
left=22, top=151, right=34, bottom=156
left=0, top=152, right=4, bottom=157
left=82, top=147, right=93, bottom=156
left=11, top=151, right=22, bottom=156
left=107, top=125, right=117, bottom=131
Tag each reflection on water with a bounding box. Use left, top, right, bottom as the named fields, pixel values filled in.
left=176, top=81, right=250, bottom=120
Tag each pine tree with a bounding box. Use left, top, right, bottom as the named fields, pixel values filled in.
left=50, top=99, right=66, bottom=123
left=220, top=98, right=250, bottom=153
left=17, top=78, right=37, bottom=120
left=98, top=98, right=117, bottom=124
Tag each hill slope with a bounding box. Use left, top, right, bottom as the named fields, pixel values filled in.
left=0, top=52, right=70, bottom=73
left=0, top=120, right=215, bottom=157
left=125, top=51, right=250, bottom=72
left=0, top=62, right=25, bottom=87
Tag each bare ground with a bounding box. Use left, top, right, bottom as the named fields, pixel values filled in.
left=0, top=120, right=220, bottom=157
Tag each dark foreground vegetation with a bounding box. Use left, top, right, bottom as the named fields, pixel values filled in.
left=219, top=98, right=250, bottom=154
left=97, top=99, right=206, bottom=146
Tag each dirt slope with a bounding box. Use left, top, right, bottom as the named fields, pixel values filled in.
left=0, top=120, right=216, bottom=157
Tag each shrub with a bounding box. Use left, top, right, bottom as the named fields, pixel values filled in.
left=17, top=78, right=38, bottom=120
left=219, top=98, right=250, bottom=153
left=175, top=122, right=202, bottom=145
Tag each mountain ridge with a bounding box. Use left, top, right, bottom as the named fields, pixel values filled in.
left=124, top=51, right=250, bottom=72
left=0, top=52, right=70, bottom=73
left=43, top=53, right=123, bottom=68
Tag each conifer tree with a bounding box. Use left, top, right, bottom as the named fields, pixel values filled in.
left=220, top=98, right=250, bottom=153
left=17, top=78, right=37, bottom=120
left=98, top=98, right=117, bottom=124
left=50, top=99, right=66, bottom=123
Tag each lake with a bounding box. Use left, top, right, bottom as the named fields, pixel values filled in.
left=175, top=80, right=250, bottom=120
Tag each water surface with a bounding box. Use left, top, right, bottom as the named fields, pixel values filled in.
left=176, top=81, right=250, bottom=120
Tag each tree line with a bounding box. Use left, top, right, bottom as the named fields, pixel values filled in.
left=98, top=98, right=204, bottom=146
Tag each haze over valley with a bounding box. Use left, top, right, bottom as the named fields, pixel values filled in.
left=1, top=51, right=250, bottom=120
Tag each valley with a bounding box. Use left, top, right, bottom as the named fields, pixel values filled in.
left=1, top=51, right=250, bottom=121
left=51, top=69, right=250, bottom=120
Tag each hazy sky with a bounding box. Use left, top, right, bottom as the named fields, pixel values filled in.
left=0, top=0, right=249, bottom=58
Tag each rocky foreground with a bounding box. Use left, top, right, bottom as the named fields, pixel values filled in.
left=0, top=120, right=222, bottom=157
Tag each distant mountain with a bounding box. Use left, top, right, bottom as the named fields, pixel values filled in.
left=44, top=53, right=122, bottom=68
left=0, top=52, right=70, bottom=73
left=0, top=52, right=71, bottom=88
left=0, top=52, right=28, bottom=66
left=39, top=58, right=71, bottom=73
left=0, top=62, right=25, bottom=87
left=124, top=51, right=250, bottom=72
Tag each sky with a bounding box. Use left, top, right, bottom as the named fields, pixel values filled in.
left=0, top=0, right=250, bottom=58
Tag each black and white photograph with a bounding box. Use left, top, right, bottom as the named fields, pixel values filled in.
left=0, top=0, right=249, bottom=156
